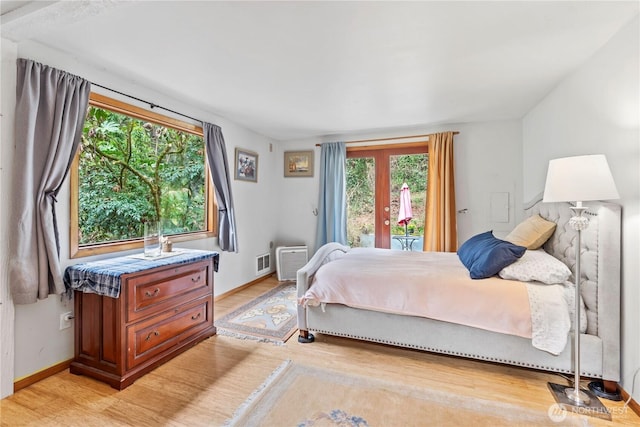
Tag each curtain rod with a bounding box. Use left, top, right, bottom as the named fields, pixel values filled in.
left=314, top=131, right=459, bottom=146
left=90, top=81, right=202, bottom=124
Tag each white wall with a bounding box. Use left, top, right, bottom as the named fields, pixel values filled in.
left=276, top=120, right=523, bottom=252
left=5, top=40, right=281, bottom=382
left=523, top=17, right=640, bottom=399
left=273, top=142, right=320, bottom=250
left=0, top=38, right=17, bottom=398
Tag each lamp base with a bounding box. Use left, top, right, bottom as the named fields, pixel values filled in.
left=548, top=382, right=611, bottom=420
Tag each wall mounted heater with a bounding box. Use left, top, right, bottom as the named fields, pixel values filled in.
left=276, top=246, right=308, bottom=281
left=255, top=252, right=271, bottom=276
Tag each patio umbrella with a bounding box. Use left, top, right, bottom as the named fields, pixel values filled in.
left=397, top=183, right=413, bottom=236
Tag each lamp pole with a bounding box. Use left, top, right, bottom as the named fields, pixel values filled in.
left=566, top=203, right=590, bottom=405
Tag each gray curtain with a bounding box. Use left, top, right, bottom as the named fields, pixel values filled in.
left=203, top=122, right=238, bottom=252
left=314, top=141, right=347, bottom=251
left=9, top=59, right=90, bottom=304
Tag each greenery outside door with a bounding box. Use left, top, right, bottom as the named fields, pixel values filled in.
left=346, top=143, right=428, bottom=250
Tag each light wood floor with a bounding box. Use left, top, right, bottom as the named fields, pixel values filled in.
left=1, top=276, right=638, bottom=426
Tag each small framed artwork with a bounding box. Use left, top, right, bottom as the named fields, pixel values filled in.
left=284, top=150, right=314, bottom=177
left=235, top=148, right=258, bottom=182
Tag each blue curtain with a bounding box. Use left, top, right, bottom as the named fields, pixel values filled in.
left=315, top=142, right=347, bottom=251
left=203, top=122, right=238, bottom=252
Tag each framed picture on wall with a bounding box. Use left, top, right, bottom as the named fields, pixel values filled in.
left=235, top=148, right=258, bottom=182
left=284, top=150, right=314, bottom=177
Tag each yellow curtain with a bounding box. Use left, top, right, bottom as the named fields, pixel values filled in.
left=423, top=131, right=457, bottom=252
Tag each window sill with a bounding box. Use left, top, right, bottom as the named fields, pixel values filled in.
left=71, top=231, right=217, bottom=259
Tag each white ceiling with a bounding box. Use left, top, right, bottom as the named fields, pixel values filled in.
left=2, top=1, right=638, bottom=141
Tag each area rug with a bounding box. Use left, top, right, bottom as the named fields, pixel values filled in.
left=215, top=282, right=297, bottom=344
left=224, top=361, right=588, bottom=426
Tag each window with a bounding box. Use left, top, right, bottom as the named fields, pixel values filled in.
left=70, top=93, right=216, bottom=258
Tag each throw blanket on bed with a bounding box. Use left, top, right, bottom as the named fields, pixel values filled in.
left=300, top=248, right=571, bottom=355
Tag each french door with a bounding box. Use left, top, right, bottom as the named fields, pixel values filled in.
left=346, top=143, right=427, bottom=250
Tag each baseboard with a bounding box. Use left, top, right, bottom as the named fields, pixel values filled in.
left=620, top=386, right=640, bottom=417
left=14, top=359, right=72, bottom=392
left=214, top=272, right=275, bottom=302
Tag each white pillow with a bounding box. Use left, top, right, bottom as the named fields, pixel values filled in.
left=498, top=249, right=571, bottom=285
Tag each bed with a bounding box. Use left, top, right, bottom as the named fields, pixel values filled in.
left=296, top=196, right=621, bottom=387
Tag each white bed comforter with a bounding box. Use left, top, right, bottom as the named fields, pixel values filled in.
left=300, top=248, right=571, bottom=355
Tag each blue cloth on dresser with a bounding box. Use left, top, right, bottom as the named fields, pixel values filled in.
left=63, top=249, right=219, bottom=298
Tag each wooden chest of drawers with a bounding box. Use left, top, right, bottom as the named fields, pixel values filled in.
left=69, top=255, right=216, bottom=390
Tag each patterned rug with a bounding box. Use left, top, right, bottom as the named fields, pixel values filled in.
left=215, top=282, right=297, bottom=344
left=224, top=361, right=588, bottom=426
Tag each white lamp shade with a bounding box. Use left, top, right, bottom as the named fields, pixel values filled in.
left=543, top=154, right=619, bottom=203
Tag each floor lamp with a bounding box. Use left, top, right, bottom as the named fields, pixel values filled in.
left=542, top=154, right=619, bottom=417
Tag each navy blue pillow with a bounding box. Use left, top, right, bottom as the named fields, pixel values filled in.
left=457, top=231, right=526, bottom=279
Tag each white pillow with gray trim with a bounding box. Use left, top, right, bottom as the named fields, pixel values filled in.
left=499, top=249, right=571, bottom=285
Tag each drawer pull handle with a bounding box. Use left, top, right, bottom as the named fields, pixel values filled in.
left=144, top=331, right=160, bottom=341
left=145, top=288, right=160, bottom=298
left=191, top=275, right=201, bottom=283
left=191, top=313, right=201, bottom=321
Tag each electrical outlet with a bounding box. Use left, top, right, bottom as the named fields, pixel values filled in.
left=59, top=311, right=73, bottom=330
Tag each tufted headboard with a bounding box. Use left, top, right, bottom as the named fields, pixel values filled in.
left=524, top=194, right=621, bottom=340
